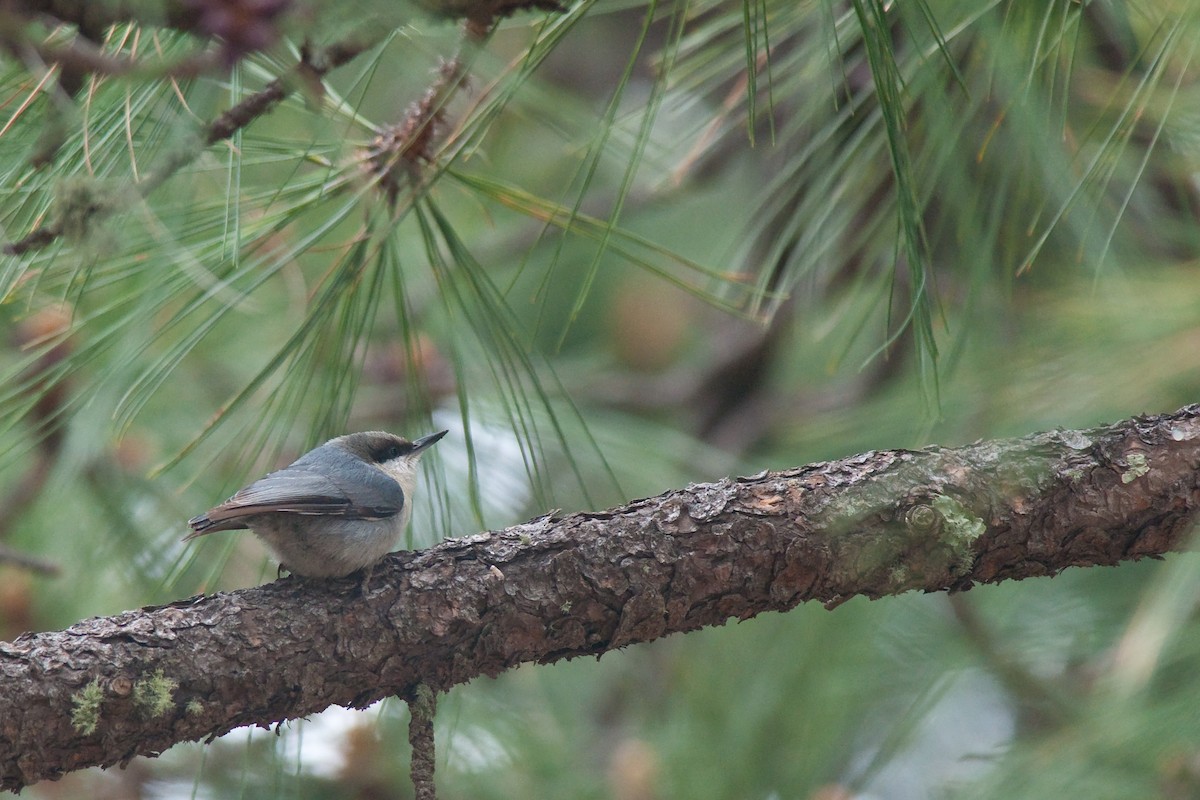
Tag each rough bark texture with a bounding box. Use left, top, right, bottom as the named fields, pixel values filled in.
left=407, top=685, right=437, bottom=800
left=2, top=406, right=1200, bottom=791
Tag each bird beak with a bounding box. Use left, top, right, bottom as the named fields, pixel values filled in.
left=412, top=430, right=448, bottom=453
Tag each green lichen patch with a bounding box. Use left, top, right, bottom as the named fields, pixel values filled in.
left=70, top=678, right=104, bottom=736
left=1121, top=453, right=1149, bottom=484
left=931, top=495, right=986, bottom=573
left=133, top=670, right=178, bottom=719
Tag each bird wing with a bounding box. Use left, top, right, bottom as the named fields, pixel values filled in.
left=187, top=454, right=405, bottom=538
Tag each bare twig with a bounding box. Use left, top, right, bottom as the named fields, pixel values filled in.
left=3, top=225, right=61, bottom=256
left=0, top=544, right=60, bottom=577
left=5, top=35, right=220, bottom=81
left=407, top=684, right=438, bottom=800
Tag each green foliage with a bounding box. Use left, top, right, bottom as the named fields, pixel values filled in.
left=0, top=0, right=1199, bottom=798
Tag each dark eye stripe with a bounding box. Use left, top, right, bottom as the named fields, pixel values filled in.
left=372, top=443, right=411, bottom=463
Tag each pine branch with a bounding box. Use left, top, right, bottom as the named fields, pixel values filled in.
left=1, top=1, right=564, bottom=254
left=1, top=36, right=377, bottom=255
left=10, top=0, right=564, bottom=31
left=2, top=405, right=1199, bottom=791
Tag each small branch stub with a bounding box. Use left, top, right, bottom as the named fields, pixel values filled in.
left=408, top=684, right=438, bottom=800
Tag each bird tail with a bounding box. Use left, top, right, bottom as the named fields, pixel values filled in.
left=184, top=515, right=221, bottom=541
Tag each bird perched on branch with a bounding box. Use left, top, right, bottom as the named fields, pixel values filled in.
left=186, top=430, right=447, bottom=580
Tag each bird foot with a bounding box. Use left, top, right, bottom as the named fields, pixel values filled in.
left=357, top=564, right=375, bottom=597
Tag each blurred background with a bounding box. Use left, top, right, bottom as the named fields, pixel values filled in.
left=2, top=0, right=1200, bottom=797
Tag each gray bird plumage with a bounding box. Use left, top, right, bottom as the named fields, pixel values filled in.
left=187, top=430, right=446, bottom=578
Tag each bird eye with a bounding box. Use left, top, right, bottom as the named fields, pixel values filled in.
left=372, top=443, right=408, bottom=462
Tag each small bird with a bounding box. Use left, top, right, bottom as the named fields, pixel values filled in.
left=186, top=430, right=447, bottom=579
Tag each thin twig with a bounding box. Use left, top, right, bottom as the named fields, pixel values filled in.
left=7, top=35, right=221, bottom=82
left=407, top=684, right=438, bottom=800
left=0, top=543, right=60, bottom=577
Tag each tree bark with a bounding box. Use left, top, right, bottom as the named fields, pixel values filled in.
left=2, top=405, right=1199, bottom=791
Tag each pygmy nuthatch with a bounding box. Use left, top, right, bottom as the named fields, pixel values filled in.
left=186, top=430, right=447, bottom=578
